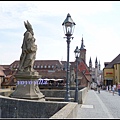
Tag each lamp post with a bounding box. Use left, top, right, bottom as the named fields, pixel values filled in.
left=62, top=13, right=76, bottom=101
left=74, top=46, right=80, bottom=103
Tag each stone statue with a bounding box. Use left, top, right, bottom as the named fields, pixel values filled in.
left=10, top=20, right=45, bottom=100
left=18, top=20, right=37, bottom=72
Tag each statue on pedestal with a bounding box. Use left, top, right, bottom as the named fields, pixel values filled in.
left=18, top=20, right=37, bottom=72
left=10, top=20, right=45, bottom=100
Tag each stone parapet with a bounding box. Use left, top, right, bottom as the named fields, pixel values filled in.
left=49, top=102, right=78, bottom=119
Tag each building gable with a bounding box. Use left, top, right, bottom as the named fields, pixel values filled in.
left=105, top=54, right=120, bottom=68
left=78, top=61, right=90, bottom=75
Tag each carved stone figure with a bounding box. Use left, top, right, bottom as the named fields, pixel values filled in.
left=18, top=20, right=37, bottom=72
left=10, top=20, right=45, bottom=100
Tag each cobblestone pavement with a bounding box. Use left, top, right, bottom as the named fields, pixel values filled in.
left=77, top=89, right=120, bottom=119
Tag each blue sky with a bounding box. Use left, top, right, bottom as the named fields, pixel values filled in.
left=0, top=1, right=120, bottom=69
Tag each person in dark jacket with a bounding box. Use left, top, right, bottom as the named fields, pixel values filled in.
left=97, top=84, right=101, bottom=93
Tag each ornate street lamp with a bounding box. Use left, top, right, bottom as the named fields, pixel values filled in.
left=74, top=46, right=80, bottom=103
left=62, top=13, right=76, bottom=101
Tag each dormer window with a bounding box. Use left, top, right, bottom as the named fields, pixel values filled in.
left=44, top=65, right=47, bottom=68
left=14, top=65, right=16, bottom=68
left=52, top=65, right=54, bottom=68
left=37, top=65, right=39, bottom=68
left=48, top=65, right=51, bottom=68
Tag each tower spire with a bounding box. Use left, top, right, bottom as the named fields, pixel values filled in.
left=80, top=35, right=85, bottom=50
left=89, top=57, right=92, bottom=71
left=99, top=60, right=101, bottom=70
left=95, top=57, right=98, bottom=63
left=79, top=35, right=86, bottom=63
left=95, top=57, right=98, bottom=68
left=89, top=57, right=92, bottom=63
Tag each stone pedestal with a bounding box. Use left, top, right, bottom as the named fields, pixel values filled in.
left=10, top=71, right=45, bottom=100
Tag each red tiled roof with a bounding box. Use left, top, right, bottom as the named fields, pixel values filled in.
left=61, top=61, right=67, bottom=64
left=1, top=75, right=16, bottom=86
left=78, top=61, right=90, bottom=75
left=0, top=66, right=5, bottom=70
left=10, top=60, right=63, bottom=66
left=37, top=70, right=66, bottom=79
left=3, top=68, right=12, bottom=76
left=105, top=54, right=120, bottom=68
left=77, top=71, right=89, bottom=81
left=0, top=65, right=10, bottom=69
left=5, top=75, right=12, bottom=78
left=0, top=65, right=6, bottom=76
left=0, top=70, right=5, bottom=76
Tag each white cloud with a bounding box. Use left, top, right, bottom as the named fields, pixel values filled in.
left=0, top=1, right=120, bottom=70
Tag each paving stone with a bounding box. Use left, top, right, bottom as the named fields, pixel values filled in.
left=77, top=89, right=120, bottom=118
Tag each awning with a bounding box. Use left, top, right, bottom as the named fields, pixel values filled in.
left=105, top=79, right=113, bottom=81
left=38, top=78, right=64, bottom=81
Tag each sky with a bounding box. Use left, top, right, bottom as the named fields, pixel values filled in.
left=0, top=1, right=120, bottom=70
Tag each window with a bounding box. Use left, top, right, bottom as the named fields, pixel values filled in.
left=52, top=65, right=54, bottom=68
left=37, top=65, right=39, bottom=68
left=48, top=65, right=51, bottom=68
left=14, top=64, right=16, bottom=68
left=44, top=65, right=47, bottom=68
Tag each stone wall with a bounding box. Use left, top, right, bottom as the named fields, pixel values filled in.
left=0, top=95, right=67, bottom=118
left=50, top=102, right=78, bottom=119
left=40, top=87, right=88, bottom=104
left=0, top=87, right=88, bottom=118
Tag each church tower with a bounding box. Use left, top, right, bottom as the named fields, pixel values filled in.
left=98, top=60, right=101, bottom=70
left=89, top=57, right=92, bottom=72
left=95, top=57, right=98, bottom=68
left=79, top=35, right=86, bottom=63
left=95, top=57, right=98, bottom=83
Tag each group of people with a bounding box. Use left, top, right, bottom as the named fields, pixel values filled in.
left=106, top=83, right=120, bottom=96
left=96, top=83, right=120, bottom=96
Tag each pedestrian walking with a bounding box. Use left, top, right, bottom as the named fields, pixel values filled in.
left=109, top=85, right=112, bottom=93
left=106, top=85, right=108, bottom=91
left=97, top=84, right=101, bottom=93
left=117, top=83, right=120, bottom=96
left=112, top=84, right=116, bottom=96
